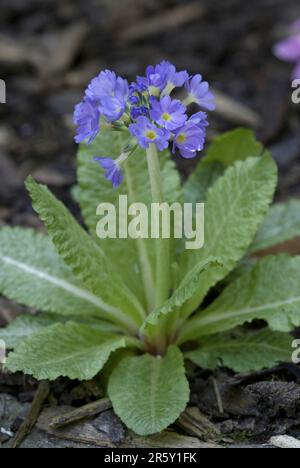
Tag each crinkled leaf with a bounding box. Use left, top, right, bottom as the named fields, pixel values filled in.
left=26, top=177, right=144, bottom=330
left=0, top=313, right=121, bottom=349
left=77, top=131, right=182, bottom=305
left=108, top=346, right=189, bottom=436
left=0, top=314, right=59, bottom=349
left=143, top=258, right=221, bottom=330
left=250, top=199, right=300, bottom=253
left=186, top=329, right=292, bottom=373
left=180, top=154, right=277, bottom=320
left=180, top=255, right=300, bottom=342
left=5, top=322, right=127, bottom=380
left=184, top=161, right=224, bottom=205
left=184, top=129, right=264, bottom=204
left=0, top=228, right=107, bottom=319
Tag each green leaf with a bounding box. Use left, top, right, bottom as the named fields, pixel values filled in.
left=143, top=258, right=221, bottom=330
left=77, top=131, right=182, bottom=306
left=180, top=154, right=278, bottom=320
left=180, top=255, right=300, bottom=342
left=184, top=129, right=264, bottom=204
left=0, top=314, right=58, bottom=348
left=186, top=329, right=292, bottom=373
left=184, top=161, right=224, bottom=205
left=0, top=228, right=109, bottom=319
left=5, top=322, right=127, bottom=380
left=108, top=346, right=189, bottom=436
left=0, top=313, right=122, bottom=349
left=26, top=177, right=145, bottom=331
left=205, top=128, right=264, bottom=167
left=250, top=199, right=300, bottom=253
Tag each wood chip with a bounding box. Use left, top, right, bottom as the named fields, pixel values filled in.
left=0, top=35, right=31, bottom=64
left=118, top=3, right=205, bottom=43
left=177, top=407, right=221, bottom=442
left=41, top=22, right=88, bottom=76
left=213, top=90, right=262, bottom=127
left=38, top=406, right=222, bottom=448
left=49, top=398, right=112, bottom=429
left=270, top=435, right=300, bottom=449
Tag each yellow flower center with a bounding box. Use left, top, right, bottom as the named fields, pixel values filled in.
left=162, top=113, right=171, bottom=122
left=177, top=133, right=186, bottom=144
left=146, top=130, right=157, bottom=140
left=149, top=86, right=160, bottom=97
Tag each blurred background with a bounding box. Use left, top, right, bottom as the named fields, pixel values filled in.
left=0, top=0, right=300, bottom=323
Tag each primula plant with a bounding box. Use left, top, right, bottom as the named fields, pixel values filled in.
left=1, top=62, right=300, bottom=436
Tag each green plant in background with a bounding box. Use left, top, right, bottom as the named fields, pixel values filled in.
left=0, top=63, right=300, bottom=437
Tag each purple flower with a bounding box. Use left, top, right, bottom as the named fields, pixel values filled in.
left=100, top=95, right=127, bottom=122
left=73, top=62, right=215, bottom=169
left=166, top=66, right=188, bottom=88
left=137, top=61, right=188, bottom=96
left=130, top=80, right=148, bottom=94
left=130, top=106, right=149, bottom=120
left=274, top=36, right=300, bottom=63
left=173, top=122, right=206, bottom=159
left=136, top=65, right=165, bottom=96
left=73, top=99, right=100, bottom=144
left=129, top=95, right=139, bottom=105
left=274, top=21, right=300, bottom=80
left=94, top=157, right=123, bottom=189
left=86, top=70, right=129, bottom=121
left=185, top=75, right=216, bottom=111
left=86, top=70, right=117, bottom=101
left=150, top=96, right=187, bottom=131
left=274, top=36, right=300, bottom=79
left=129, top=117, right=170, bottom=151
left=161, top=62, right=189, bottom=95
left=189, top=111, right=209, bottom=128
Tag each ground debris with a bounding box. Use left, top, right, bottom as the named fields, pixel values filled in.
left=117, top=3, right=205, bottom=43
left=49, top=397, right=112, bottom=429
left=177, top=406, right=221, bottom=442
left=9, top=381, right=50, bottom=448
left=37, top=406, right=222, bottom=448
left=92, top=410, right=125, bottom=445
left=270, top=435, right=300, bottom=449
left=192, top=373, right=300, bottom=441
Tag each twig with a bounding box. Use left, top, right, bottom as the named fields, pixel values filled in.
left=212, top=378, right=224, bottom=414
left=10, top=381, right=50, bottom=448
left=49, top=397, right=112, bottom=429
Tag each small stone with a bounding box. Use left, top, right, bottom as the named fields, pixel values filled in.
left=92, top=410, right=125, bottom=445
left=270, top=435, right=300, bottom=449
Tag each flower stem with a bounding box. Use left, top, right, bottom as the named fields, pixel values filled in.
left=146, top=144, right=171, bottom=308
left=124, top=163, right=155, bottom=313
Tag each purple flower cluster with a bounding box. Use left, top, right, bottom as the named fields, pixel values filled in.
left=274, top=19, right=300, bottom=80
left=74, top=61, right=215, bottom=188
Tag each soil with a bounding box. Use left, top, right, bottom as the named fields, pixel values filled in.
left=1, top=0, right=300, bottom=448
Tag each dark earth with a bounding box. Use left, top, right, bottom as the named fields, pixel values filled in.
left=0, top=0, right=300, bottom=448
